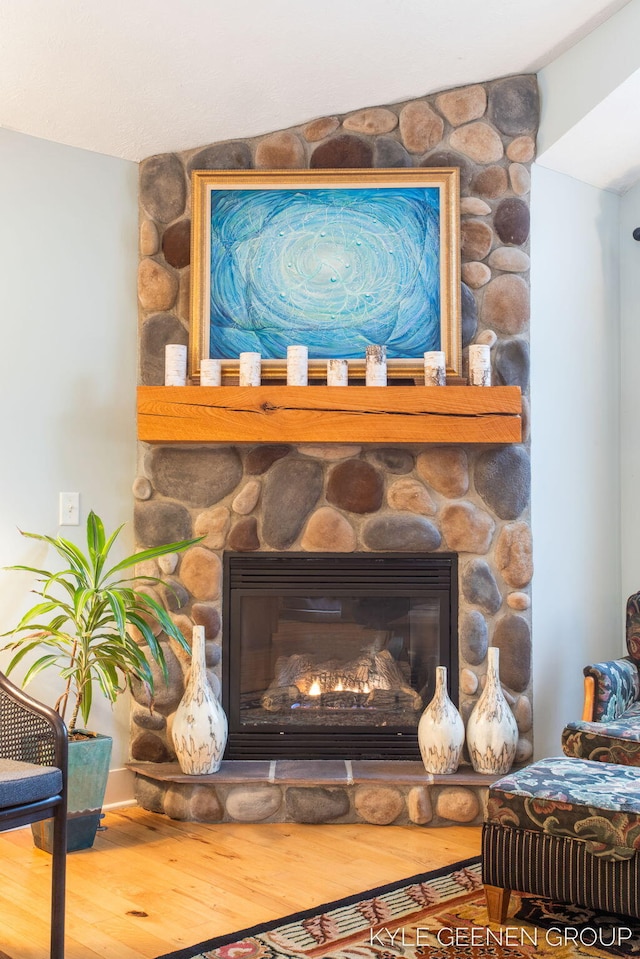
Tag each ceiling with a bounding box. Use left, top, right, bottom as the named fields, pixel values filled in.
left=0, top=0, right=634, bottom=179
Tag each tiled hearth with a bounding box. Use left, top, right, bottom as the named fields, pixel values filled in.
left=131, top=73, right=537, bottom=825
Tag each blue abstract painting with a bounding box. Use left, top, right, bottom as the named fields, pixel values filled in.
left=208, top=187, right=441, bottom=359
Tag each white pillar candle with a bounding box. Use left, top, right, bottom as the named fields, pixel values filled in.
left=165, top=344, right=187, bottom=386
left=327, top=358, right=349, bottom=386
left=239, top=352, right=261, bottom=386
left=423, top=350, right=446, bottom=386
left=200, top=358, right=222, bottom=386
left=468, top=344, right=492, bottom=386
left=365, top=345, right=387, bottom=386
left=287, top=345, right=308, bottom=386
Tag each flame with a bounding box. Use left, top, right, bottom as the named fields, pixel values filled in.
left=309, top=680, right=322, bottom=696
left=335, top=681, right=344, bottom=691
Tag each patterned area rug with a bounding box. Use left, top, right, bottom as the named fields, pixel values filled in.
left=155, top=857, right=640, bottom=959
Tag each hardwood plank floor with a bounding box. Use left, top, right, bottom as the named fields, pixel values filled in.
left=0, top=806, right=482, bottom=959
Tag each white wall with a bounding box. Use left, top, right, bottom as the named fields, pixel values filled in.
left=620, top=181, right=640, bottom=602
left=530, top=163, right=622, bottom=758
left=0, top=128, right=138, bottom=802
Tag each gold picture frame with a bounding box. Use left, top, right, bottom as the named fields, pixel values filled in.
left=189, top=168, right=461, bottom=382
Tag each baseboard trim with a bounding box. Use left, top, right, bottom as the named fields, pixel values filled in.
left=103, top=766, right=136, bottom=808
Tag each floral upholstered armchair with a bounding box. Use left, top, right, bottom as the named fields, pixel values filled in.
left=562, top=592, right=640, bottom=766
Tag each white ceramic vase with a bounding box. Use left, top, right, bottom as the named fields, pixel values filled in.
left=465, top=647, right=518, bottom=775
left=417, top=665, right=464, bottom=774
left=172, top=626, right=228, bottom=774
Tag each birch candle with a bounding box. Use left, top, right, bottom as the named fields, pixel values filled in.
left=165, top=344, right=187, bottom=386
left=468, top=344, right=491, bottom=386
left=327, top=358, right=349, bottom=386
left=365, top=345, right=387, bottom=386
left=200, top=358, right=222, bottom=386
left=287, top=345, right=308, bottom=386
left=239, top=352, right=261, bottom=386
left=423, top=351, right=446, bottom=386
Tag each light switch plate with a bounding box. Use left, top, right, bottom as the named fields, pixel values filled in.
left=59, top=492, right=80, bottom=526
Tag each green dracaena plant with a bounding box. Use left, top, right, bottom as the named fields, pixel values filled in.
left=1, top=510, right=201, bottom=731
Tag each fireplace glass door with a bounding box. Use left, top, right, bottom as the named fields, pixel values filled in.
left=223, top=553, right=457, bottom=759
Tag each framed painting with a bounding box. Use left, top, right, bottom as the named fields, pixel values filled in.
left=189, top=168, right=461, bottom=381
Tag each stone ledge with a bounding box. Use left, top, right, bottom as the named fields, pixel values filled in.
left=127, top=759, right=500, bottom=787
left=128, top=760, right=508, bottom=826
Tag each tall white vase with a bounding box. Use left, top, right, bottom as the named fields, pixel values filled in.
left=465, top=647, right=518, bottom=775
left=417, top=666, right=464, bottom=774
left=172, top=626, right=227, bottom=774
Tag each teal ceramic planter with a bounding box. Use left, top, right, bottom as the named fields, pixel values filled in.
left=32, top=731, right=112, bottom=853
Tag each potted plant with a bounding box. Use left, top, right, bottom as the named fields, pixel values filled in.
left=1, top=510, right=199, bottom=851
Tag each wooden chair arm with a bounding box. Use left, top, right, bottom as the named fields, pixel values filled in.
left=582, top=674, right=595, bottom=722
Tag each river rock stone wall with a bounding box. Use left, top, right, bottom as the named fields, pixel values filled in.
left=133, top=75, right=537, bottom=822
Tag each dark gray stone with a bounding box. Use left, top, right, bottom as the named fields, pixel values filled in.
left=205, top=642, right=221, bottom=667
left=489, top=76, right=539, bottom=136
left=134, top=500, right=193, bottom=548
left=373, top=137, right=412, bottom=168
left=245, top=445, right=291, bottom=474
left=228, top=516, right=260, bottom=551
left=139, top=154, right=187, bottom=223
left=495, top=339, right=530, bottom=390
left=132, top=707, right=167, bottom=731
left=362, top=515, right=441, bottom=551
left=326, top=460, right=384, bottom=514
left=164, top=785, right=193, bottom=820
left=461, top=282, right=478, bottom=348
left=493, top=616, right=532, bottom=692
left=262, top=459, right=323, bottom=549
left=149, top=447, right=242, bottom=508
left=310, top=135, right=373, bottom=168
left=286, top=787, right=350, bottom=823
left=140, top=313, right=188, bottom=385
left=421, top=150, right=473, bottom=192
left=130, top=732, right=174, bottom=763
left=475, top=447, right=530, bottom=520
left=494, top=198, right=530, bottom=246
left=160, top=577, right=189, bottom=612
left=135, top=776, right=165, bottom=812
left=461, top=560, right=502, bottom=614
left=187, top=142, right=253, bottom=174
left=460, top=610, right=489, bottom=666
left=366, top=448, right=414, bottom=474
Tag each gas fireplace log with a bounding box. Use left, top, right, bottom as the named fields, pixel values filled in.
left=270, top=647, right=414, bottom=697
left=366, top=687, right=423, bottom=711
left=273, top=654, right=316, bottom=688
left=261, top=685, right=301, bottom=711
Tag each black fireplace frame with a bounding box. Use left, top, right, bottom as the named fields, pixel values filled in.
left=222, top=552, right=458, bottom=760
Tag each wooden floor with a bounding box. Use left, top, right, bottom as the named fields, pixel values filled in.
left=0, top=806, right=481, bottom=959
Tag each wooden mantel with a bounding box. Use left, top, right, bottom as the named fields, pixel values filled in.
left=137, top=385, right=522, bottom=444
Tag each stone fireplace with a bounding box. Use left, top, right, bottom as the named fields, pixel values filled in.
left=129, top=73, right=535, bottom=827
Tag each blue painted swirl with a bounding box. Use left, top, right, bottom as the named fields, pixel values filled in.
left=209, top=187, right=441, bottom=359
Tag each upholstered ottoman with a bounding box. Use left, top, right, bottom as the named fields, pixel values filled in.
left=482, top=756, right=640, bottom=922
